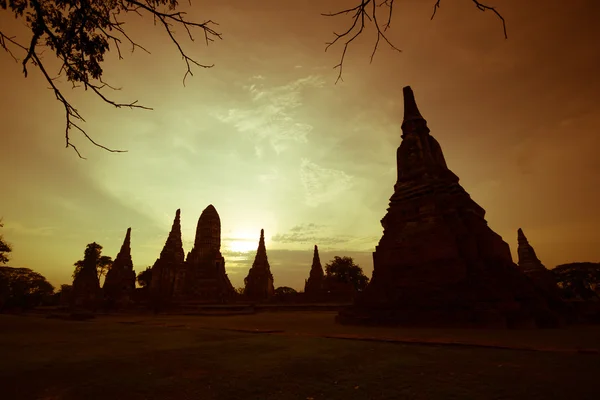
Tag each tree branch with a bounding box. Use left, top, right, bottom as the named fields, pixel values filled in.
left=1, top=0, right=221, bottom=157
left=431, top=0, right=508, bottom=39
left=323, top=0, right=507, bottom=83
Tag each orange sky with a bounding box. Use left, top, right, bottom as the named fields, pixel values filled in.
left=1, top=0, right=599, bottom=291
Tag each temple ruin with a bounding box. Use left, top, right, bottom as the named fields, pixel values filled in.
left=244, top=229, right=275, bottom=301
left=304, top=245, right=324, bottom=295
left=180, top=205, right=236, bottom=303
left=103, top=227, right=136, bottom=308
left=150, top=209, right=185, bottom=309
left=517, top=228, right=562, bottom=299
left=337, top=86, right=562, bottom=328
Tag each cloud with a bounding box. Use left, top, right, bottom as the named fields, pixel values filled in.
left=213, top=75, right=325, bottom=154
left=272, top=223, right=379, bottom=251
left=4, top=222, right=56, bottom=237
left=299, top=159, right=354, bottom=207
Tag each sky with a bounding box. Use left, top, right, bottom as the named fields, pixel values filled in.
left=1, top=0, right=599, bottom=291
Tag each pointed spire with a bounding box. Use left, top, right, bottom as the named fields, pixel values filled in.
left=257, top=229, right=266, bottom=253
left=517, top=228, right=546, bottom=274
left=120, top=227, right=131, bottom=254
left=517, top=228, right=528, bottom=244
left=313, top=244, right=320, bottom=264
left=251, top=228, right=269, bottom=266
left=170, top=209, right=181, bottom=238
left=159, top=209, right=183, bottom=260
left=402, top=86, right=424, bottom=123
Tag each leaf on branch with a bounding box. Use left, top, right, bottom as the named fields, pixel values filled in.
left=0, top=0, right=221, bottom=157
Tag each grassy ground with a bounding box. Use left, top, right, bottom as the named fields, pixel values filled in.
left=1, top=313, right=599, bottom=400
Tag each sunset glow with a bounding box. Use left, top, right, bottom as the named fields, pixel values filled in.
left=1, top=0, right=598, bottom=292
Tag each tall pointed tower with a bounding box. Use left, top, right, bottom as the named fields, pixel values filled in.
left=244, top=229, right=275, bottom=301
left=517, top=228, right=561, bottom=298
left=103, top=227, right=136, bottom=308
left=337, top=86, right=561, bottom=328
left=150, top=209, right=185, bottom=308
left=304, top=245, right=325, bottom=294
left=180, top=204, right=235, bottom=302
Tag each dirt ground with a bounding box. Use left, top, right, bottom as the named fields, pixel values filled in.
left=1, top=312, right=599, bottom=400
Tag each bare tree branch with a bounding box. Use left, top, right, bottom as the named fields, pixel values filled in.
left=431, top=0, right=507, bottom=39
left=323, top=0, right=400, bottom=84
left=323, top=0, right=507, bottom=83
left=0, top=0, right=221, bottom=157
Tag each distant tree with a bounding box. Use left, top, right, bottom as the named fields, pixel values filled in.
left=324, top=256, right=369, bottom=292
left=273, top=286, right=298, bottom=302
left=0, top=266, right=55, bottom=311
left=72, top=242, right=112, bottom=280
left=0, top=0, right=506, bottom=157
left=234, top=287, right=245, bottom=296
left=136, top=266, right=152, bottom=288
left=0, top=219, right=12, bottom=265
left=553, top=262, right=600, bottom=301
left=274, top=286, right=298, bottom=296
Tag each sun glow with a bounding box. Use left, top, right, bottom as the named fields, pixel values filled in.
left=224, top=230, right=262, bottom=253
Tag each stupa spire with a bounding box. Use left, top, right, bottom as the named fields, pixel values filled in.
left=103, top=227, right=135, bottom=309
left=402, top=86, right=424, bottom=123
left=150, top=209, right=185, bottom=308
left=304, top=244, right=325, bottom=295
left=313, top=245, right=320, bottom=265
left=120, top=227, right=131, bottom=254
left=244, top=229, right=274, bottom=301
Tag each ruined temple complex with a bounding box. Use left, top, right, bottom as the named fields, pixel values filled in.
left=337, top=86, right=562, bottom=328
left=103, top=228, right=136, bottom=308
left=180, top=205, right=236, bottom=303
left=244, top=229, right=275, bottom=301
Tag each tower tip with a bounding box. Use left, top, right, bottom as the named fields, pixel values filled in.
left=402, top=85, right=424, bottom=125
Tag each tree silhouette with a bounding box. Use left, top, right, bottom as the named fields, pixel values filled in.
left=0, top=266, right=55, bottom=311
left=136, top=266, right=152, bottom=288
left=553, top=262, right=600, bottom=301
left=0, top=219, right=12, bottom=265
left=72, top=242, right=113, bottom=280
left=324, top=256, right=369, bottom=292
left=1, top=1, right=505, bottom=156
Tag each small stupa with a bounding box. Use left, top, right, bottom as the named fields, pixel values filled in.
left=244, top=229, right=275, bottom=301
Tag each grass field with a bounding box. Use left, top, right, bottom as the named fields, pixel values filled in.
left=1, top=312, right=599, bottom=400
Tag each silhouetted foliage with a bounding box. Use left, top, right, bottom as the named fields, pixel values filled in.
left=324, top=256, right=369, bottom=292
left=0, top=219, right=12, bottom=265
left=0, top=0, right=219, bottom=157
left=72, top=243, right=112, bottom=281
left=0, top=266, right=54, bottom=311
left=136, top=266, right=152, bottom=288
left=275, top=286, right=298, bottom=296
left=553, top=262, right=600, bottom=301
left=273, top=286, right=298, bottom=303
left=234, top=287, right=245, bottom=296
left=1, top=0, right=506, bottom=157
